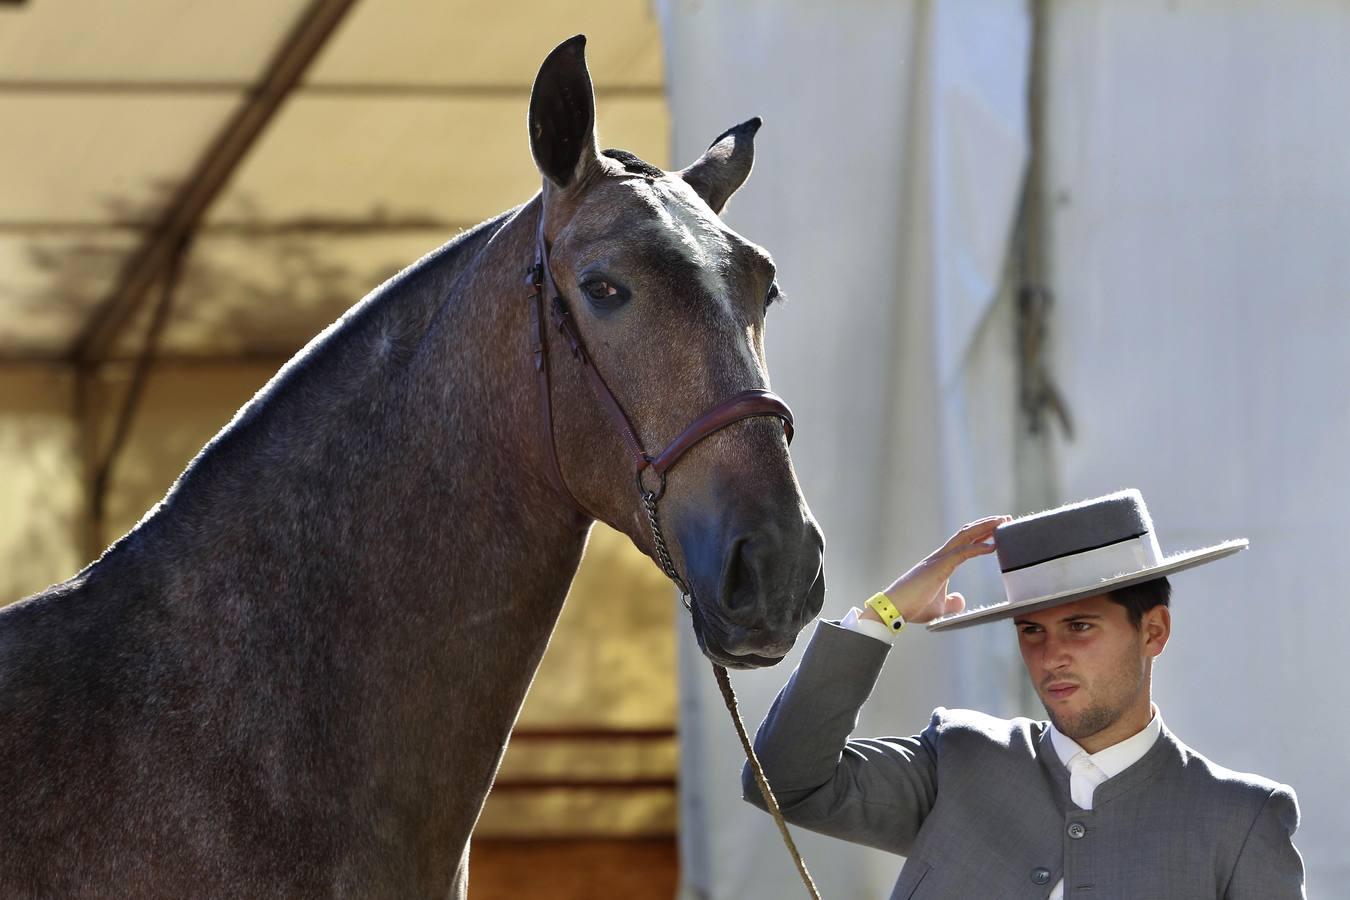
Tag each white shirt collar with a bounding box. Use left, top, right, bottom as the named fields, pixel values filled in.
left=1049, top=704, right=1163, bottom=778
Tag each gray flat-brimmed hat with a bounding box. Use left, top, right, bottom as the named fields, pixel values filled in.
left=928, top=489, right=1247, bottom=631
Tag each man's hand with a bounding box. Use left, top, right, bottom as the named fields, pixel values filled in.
left=862, top=516, right=1010, bottom=625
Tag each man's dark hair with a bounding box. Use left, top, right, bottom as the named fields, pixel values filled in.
left=1107, top=577, right=1172, bottom=628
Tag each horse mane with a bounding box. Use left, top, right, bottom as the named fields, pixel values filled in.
left=602, top=148, right=664, bottom=180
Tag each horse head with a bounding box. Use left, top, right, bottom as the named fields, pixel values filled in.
left=525, top=36, right=825, bottom=669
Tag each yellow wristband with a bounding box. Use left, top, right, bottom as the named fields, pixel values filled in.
left=864, top=592, right=906, bottom=633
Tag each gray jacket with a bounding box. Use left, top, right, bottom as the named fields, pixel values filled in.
left=743, top=621, right=1305, bottom=899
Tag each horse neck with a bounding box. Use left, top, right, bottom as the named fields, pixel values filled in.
left=388, top=197, right=597, bottom=653
left=104, top=198, right=591, bottom=773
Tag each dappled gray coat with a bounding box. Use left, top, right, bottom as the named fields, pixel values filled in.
left=743, top=622, right=1305, bottom=899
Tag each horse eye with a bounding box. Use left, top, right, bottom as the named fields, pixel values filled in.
left=765, top=283, right=781, bottom=311
left=580, top=279, right=628, bottom=310
left=585, top=280, right=617, bottom=301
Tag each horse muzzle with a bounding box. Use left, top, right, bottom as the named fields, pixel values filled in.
left=679, top=506, right=826, bottom=668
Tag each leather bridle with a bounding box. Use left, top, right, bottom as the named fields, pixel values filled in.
left=525, top=210, right=795, bottom=600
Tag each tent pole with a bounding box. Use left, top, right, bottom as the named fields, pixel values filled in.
left=78, top=235, right=191, bottom=562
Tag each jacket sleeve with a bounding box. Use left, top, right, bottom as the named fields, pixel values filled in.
left=741, top=619, right=939, bottom=855
left=1224, top=784, right=1306, bottom=899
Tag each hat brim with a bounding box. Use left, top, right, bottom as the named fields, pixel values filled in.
left=926, top=539, right=1248, bottom=632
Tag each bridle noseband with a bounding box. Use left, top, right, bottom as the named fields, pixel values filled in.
left=525, top=210, right=795, bottom=601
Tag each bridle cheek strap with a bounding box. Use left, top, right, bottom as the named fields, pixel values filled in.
left=526, top=256, right=590, bottom=519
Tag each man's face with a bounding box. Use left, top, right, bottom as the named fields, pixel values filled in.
left=1014, top=594, right=1168, bottom=748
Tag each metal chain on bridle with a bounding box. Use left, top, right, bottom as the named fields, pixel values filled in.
left=643, top=491, right=820, bottom=900
left=637, top=466, right=695, bottom=615
left=527, top=210, right=821, bottom=899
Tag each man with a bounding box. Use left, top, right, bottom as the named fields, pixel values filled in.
left=744, top=490, right=1305, bottom=898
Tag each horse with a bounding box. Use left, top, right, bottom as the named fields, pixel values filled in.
left=0, top=35, right=825, bottom=899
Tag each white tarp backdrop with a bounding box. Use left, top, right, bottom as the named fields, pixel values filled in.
left=661, top=0, right=1348, bottom=896
left=1041, top=0, right=1350, bottom=892
left=661, top=0, right=1030, bottom=896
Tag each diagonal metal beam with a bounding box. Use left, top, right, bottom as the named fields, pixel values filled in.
left=68, top=0, right=361, bottom=365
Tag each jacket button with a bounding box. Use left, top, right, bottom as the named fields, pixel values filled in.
left=1031, top=867, right=1051, bottom=885
left=1068, top=822, right=1087, bottom=839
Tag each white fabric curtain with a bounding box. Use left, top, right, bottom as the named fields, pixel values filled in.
left=662, top=0, right=1348, bottom=894
left=658, top=2, right=1030, bottom=896
left=1040, top=1, right=1350, bottom=888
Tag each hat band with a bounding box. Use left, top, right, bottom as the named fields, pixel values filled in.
left=1002, top=532, right=1163, bottom=603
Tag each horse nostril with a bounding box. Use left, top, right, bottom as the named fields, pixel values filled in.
left=721, top=536, right=761, bottom=617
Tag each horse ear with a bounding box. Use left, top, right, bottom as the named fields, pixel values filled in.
left=528, top=35, right=599, bottom=190
left=679, top=117, right=761, bottom=215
